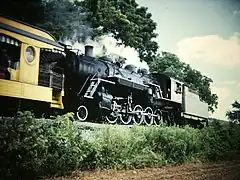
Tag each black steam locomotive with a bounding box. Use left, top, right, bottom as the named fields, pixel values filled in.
left=56, top=44, right=207, bottom=127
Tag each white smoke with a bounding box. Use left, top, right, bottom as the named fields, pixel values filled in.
left=63, top=35, right=149, bottom=70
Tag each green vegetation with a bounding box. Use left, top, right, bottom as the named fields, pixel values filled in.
left=0, top=111, right=239, bottom=179
left=226, top=100, right=240, bottom=124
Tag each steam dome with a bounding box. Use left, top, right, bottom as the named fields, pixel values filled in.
left=124, top=64, right=137, bottom=73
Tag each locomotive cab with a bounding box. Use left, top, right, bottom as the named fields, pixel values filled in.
left=169, top=77, right=183, bottom=104
left=150, top=73, right=171, bottom=99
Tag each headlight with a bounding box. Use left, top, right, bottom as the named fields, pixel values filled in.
left=25, top=46, right=35, bottom=63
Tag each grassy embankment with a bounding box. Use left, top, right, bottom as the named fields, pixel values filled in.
left=0, top=111, right=239, bottom=179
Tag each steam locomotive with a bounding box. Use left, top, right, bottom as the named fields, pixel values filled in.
left=0, top=15, right=209, bottom=127
left=58, top=44, right=209, bottom=127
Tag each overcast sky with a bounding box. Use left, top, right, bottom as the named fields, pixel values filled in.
left=134, top=0, right=240, bottom=120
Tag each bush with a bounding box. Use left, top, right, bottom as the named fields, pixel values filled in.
left=0, top=112, right=240, bottom=179
left=0, top=111, right=92, bottom=179
left=200, top=120, right=240, bottom=161
left=89, top=126, right=165, bottom=169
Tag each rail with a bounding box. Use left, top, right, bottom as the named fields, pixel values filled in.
left=38, top=68, right=64, bottom=90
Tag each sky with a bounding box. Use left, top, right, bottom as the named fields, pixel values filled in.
left=72, top=0, right=240, bottom=120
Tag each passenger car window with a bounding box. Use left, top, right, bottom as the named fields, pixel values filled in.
left=175, top=82, right=182, bottom=94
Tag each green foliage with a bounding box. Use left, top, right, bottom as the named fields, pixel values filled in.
left=149, top=52, right=218, bottom=112
left=143, top=126, right=203, bottom=163
left=200, top=119, right=240, bottom=161
left=40, top=0, right=92, bottom=42
left=0, top=111, right=92, bottom=179
left=77, top=0, right=159, bottom=63
left=0, top=0, right=86, bottom=42
left=1, top=112, right=240, bottom=179
left=226, top=100, right=240, bottom=124
left=88, top=126, right=164, bottom=169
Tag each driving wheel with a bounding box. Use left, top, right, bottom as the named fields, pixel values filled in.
left=144, top=107, right=154, bottom=126
left=132, top=105, right=143, bottom=125
left=76, top=105, right=88, bottom=121
left=153, top=109, right=163, bottom=126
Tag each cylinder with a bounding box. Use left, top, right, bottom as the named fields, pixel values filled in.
left=85, top=45, right=93, bottom=57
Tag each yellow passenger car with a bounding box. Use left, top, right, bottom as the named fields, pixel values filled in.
left=0, top=15, right=65, bottom=116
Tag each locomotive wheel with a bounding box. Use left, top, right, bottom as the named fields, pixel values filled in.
left=119, top=108, right=132, bottom=125
left=144, top=107, right=154, bottom=126
left=153, top=109, right=163, bottom=126
left=76, top=105, right=88, bottom=121
left=104, top=111, right=118, bottom=124
left=132, top=105, right=143, bottom=125
left=120, top=114, right=132, bottom=125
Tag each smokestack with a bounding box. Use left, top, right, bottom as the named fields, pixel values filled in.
left=85, top=45, right=93, bottom=57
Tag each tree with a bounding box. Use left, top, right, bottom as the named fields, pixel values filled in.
left=226, top=101, right=240, bottom=124
left=0, top=0, right=44, bottom=25
left=149, top=51, right=218, bottom=113
left=0, top=0, right=88, bottom=42
left=76, top=0, right=159, bottom=64
left=149, top=52, right=186, bottom=80
left=40, top=0, right=91, bottom=43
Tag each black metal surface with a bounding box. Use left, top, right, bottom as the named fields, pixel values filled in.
left=64, top=49, right=156, bottom=92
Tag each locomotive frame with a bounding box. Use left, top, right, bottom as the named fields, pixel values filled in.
left=0, top=15, right=209, bottom=127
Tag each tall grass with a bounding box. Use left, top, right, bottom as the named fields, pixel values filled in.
left=0, top=111, right=239, bottom=179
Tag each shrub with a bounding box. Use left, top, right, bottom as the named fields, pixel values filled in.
left=89, top=126, right=165, bottom=169
left=200, top=120, right=240, bottom=161
left=0, top=111, right=92, bottom=179
left=1, top=112, right=240, bottom=179
left=84, top=125, right=203, bottom=169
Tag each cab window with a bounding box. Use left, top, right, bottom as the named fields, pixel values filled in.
left=0, top=34, right=21, bottom=79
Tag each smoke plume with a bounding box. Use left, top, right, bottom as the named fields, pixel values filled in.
left=63, top=35, right=149, bottom=70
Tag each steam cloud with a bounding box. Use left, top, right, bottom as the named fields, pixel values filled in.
left=63, top=35, right=149, bottom=70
